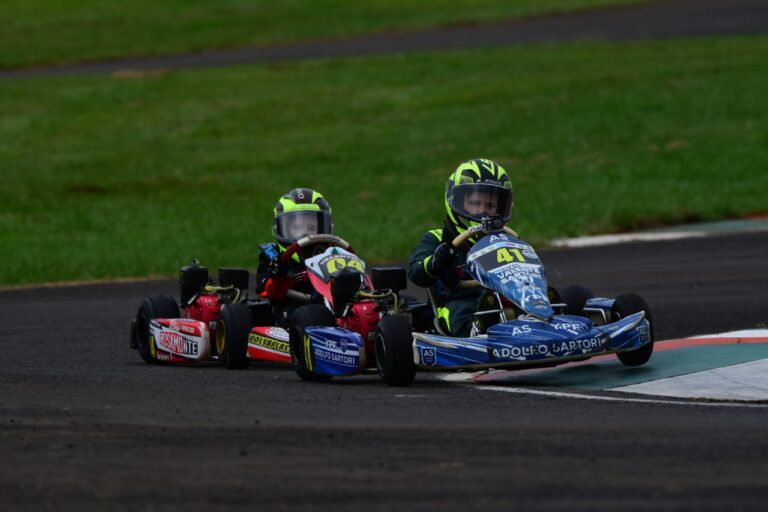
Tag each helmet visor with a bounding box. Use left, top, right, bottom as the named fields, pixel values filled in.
left=448, top=183, right=513, bottom=223
left=275, top=210, right=333, bottom=244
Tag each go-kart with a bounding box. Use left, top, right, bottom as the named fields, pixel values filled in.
left=375, top=219, right=655, bottom=386
left=281, top=237, right=425, bottom=382
left=130, top=234, right=425, bottom=373
left=129, top=260, right=289, bottom=367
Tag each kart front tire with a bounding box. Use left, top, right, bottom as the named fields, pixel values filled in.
left=375, top=314, right=416, bottom=387
left=134, top=295, right=179, bottom=364
left=612, top=293, right=655, bottom=367
left=289, top=304, right=335, bottom=382
left=216, top=304, right=252, bottom=370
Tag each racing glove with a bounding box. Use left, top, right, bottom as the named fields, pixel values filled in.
left=427, top=242, right=456, bottom=277
left=267, top=257, right=284, bottom=277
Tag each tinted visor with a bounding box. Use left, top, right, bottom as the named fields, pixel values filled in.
left=275, top=210, right=333, bottom=244
left=448, top=183, right=513, bottom=223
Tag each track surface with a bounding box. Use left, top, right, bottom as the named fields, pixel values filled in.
left=2, top=0, right=768, bottom=78
left=3, top=232, right=768, bottom=510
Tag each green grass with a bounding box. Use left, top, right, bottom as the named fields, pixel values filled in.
left=0, top=0, right=648, bottom=68
left=1, top=35, right=767, bottom=285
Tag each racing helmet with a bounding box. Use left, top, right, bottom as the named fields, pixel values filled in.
left=272, top=188, right=333, bottom=251
left=445, top=158, right=514, bottom=241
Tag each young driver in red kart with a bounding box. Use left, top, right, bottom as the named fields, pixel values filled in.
left=408, top=159, right=515, bottom=337
left=256, top=188, right=334, bottom=326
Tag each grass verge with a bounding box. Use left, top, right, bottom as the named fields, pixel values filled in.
left=1, top=0, right=648, bottom=68
left=1, top=35, right=767, bottom=285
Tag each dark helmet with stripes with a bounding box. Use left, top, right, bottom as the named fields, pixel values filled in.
left=272, top=188, right=333, bottom=251
left=444, top=159, right=514, bottom=241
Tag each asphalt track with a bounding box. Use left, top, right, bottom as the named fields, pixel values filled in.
left=3, top=231, right=768, bottom=510
left=2, top=0, right=768, bottom=78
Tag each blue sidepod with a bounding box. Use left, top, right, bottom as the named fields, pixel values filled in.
left=413, top=312, right=651, bottom=370
left=304, top=326, right=367, bottom=376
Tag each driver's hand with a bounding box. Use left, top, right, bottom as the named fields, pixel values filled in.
left=427, top=242, right=456, bottom=276
left=268, top=258, right=284, bottom=277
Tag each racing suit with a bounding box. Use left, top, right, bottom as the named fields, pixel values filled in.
left=407, top=227, right=482, bottom=337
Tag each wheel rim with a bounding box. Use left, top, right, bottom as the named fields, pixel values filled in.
left=216, top=321, right=226, bottom=354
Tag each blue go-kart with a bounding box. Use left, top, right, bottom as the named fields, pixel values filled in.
left=373, top=220, right=654, bottom=386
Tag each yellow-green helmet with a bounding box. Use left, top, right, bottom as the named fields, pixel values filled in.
left=272, top=188, right=333, bottom=251
left=445, top=159, right=514, bottom=240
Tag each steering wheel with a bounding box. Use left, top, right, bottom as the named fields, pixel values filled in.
left=277, top=235, right=353, bottom=303
left=451, top=224, right=518, bottom=249
left=451, top=224, right=518, bottom=289
left=279, top=234, right=354, bottom=266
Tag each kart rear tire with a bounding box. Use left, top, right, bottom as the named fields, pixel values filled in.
left=375, top=314, right=416, bottom=387
left=557, top=285, right=594, bottom=316
left=216, top=304, right=252, bottom=370
left=134, top=295, right=179, bottom=364
left=612, top=293, right=655, bottom=367
left=289, top=304, right=335, bottom=382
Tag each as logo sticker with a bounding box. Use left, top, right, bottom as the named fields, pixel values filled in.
left=420, top=347, right=437, bottom=366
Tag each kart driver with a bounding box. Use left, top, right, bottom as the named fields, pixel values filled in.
left=256, top=188, right=334, bottom=326
left=408, top=158, right=514, bottom=337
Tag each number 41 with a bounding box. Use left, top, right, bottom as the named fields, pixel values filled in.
left=497, top=248, right=525, bottom=263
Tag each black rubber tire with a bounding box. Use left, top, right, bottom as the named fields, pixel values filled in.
left=216, top=304, right=253, bottom=370
left=612, top=293, right=655, bottom=367
left=289, top=304, right=336, bottom=381
left=134, top=295, right=179, bottom=364
left=557, top=285, right=594, bottom=316
left=375, top=314, right=416, bottom=387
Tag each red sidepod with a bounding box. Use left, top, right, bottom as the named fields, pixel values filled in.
left=340, top=300, right=380, bottom=361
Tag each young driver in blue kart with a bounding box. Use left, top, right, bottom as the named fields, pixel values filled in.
left=256, top=187, right=334, bottom=326
left=408, top=159, right=515, bottom=337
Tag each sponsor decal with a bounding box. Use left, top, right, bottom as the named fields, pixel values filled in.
left=550, top=337, right=603, bottom=354
left=420, top=347, right=437, bottom=366
left=490, top=337, right=605, bottom=360
left=637, top=323, right=650, bottom=344
left=265, top=327, right=289, bottom=342
left=323, top=338, right=352, bottom=353
left=169, top=320, right=199, bottom=336
left=157, top=330, right=199, bottom=356
left=489, top=234, right=508, bottom=243
left=491, top=344, right=550, bottom=359
left=313, top=347, right=358, bottom=367
left=248, top=333, right=290, bottom=353
left=551, top=322, right=587, bottom=333
left=494, top=263, right=542, bottom=285
left=509, top=325, right=532, bottom=336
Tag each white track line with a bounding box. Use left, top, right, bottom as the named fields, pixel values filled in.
left=550, top=231, right=706, bottom=248
left=476, top=385, right=768, bottom=408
